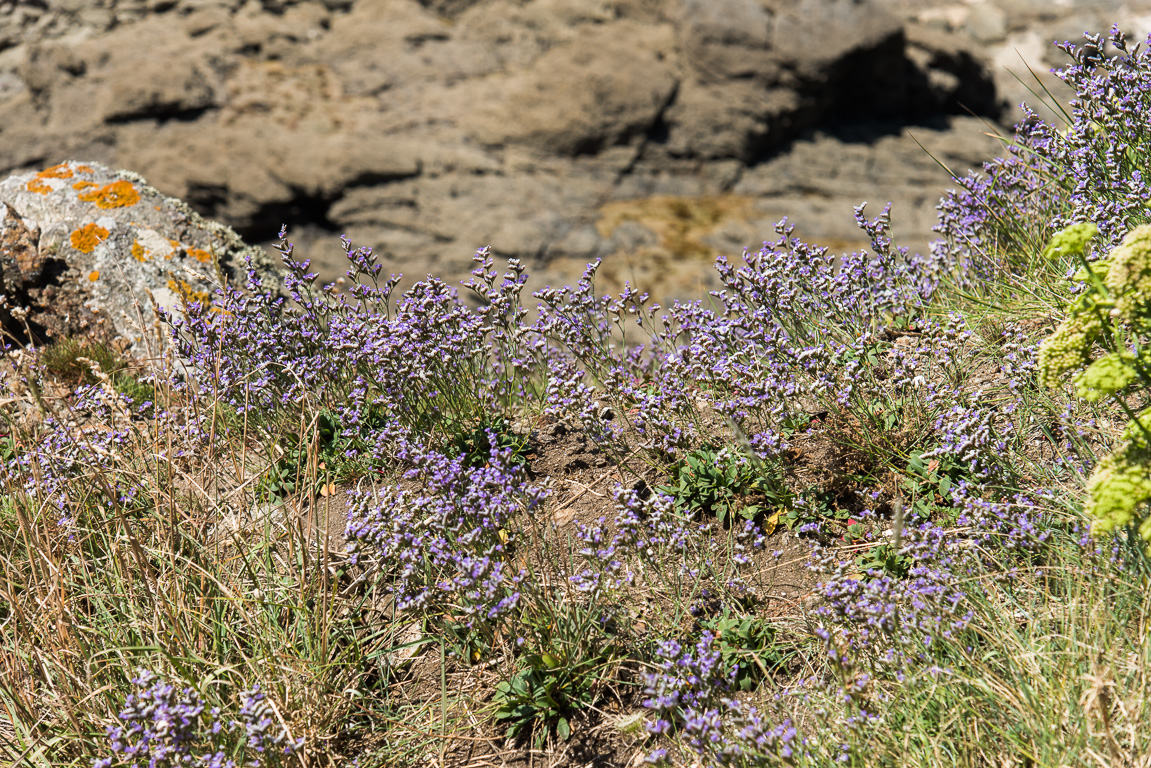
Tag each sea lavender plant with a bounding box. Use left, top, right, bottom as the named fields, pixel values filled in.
left=646, top=205, right=937, bottom=469
left=1026, top=27, right=1151, bottom=246
left=932, top=26, right=1151, bottom=292
left=94, top=670, right=302, bottom=768
left=807, top=522, right=974, bottom=672
left=569, top=485, right=766, bottom=616
left=344, top=432, right=545, bottom=636
left=534, top=262, right=703, bottom=460
left=643, top=632, right=804, bottom=767
left=932, top=152, right=1063, bottom=287
left=171, top=233, right=546, bottom=462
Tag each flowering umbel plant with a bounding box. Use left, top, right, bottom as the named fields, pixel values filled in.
left=1038, top=222, right=1151, bottom=544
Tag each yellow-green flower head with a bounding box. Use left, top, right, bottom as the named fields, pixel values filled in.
left=1122, top=407, right=1151, bottom=450
left=1071, top=261, right=1110, bottom=283
left=1036, top=313, right=1105, bottom=388
left=1042, top=222, right=1099, bottom=260
left=1073, top=351, right=1139, bottom=402
left=1087, top=450, right=1151, bottom=543
left=1106, top=223, right=1151, bottom=319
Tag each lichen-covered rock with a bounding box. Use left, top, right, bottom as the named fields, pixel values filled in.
left=0, top=161, right=277, bottom=348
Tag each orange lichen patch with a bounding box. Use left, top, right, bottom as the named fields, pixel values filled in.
left=188, top=248, right=214, bottom=264
left=72, top=181, right=98, bottom=191
left=167, top=279, right=212, bottom=308
left=71, top=223, right=110, bottom=254
left=78, top=180, right=140, bottom=209
left=26, top=177, right=53, bottom=195
left=27, top=163, right=97, bottom=194
left=88, top=270, right=100, bottom=281
left=39, top=163, right=74, bottom=180
left=132, top=229, right=178, bottom=262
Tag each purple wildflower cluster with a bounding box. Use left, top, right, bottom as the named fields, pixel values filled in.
left=921, top=402, right=1015, bottom=484
left=934, top=26, right=1151, bottom=286
left=809, top=523, right=974, bottom=668
left=643, top=633, right=802, bottom=766
left=570, top=486, right=765, bottom=598
left=534, top=262, right=699, bottom=459
left=932, top=152, right=1061, bottom=284
left=996, top=323, right=1040, bottom=396
left=0, top=368, right=223, bottom=532
left=951, top=482, right=1054, bottom=551
left=344, top=432, right=544, bottom=629
left=1026, top=26, right=1151, bottom=245
left=1, top=404, right=208, bottom=533
left=235, top=686, right=305, bottom=758
left=0, top=416, right=129, bottom=532
left=628, top=206, right=937, bottom=458
left=172, top=232, right=546, bottom=451
left=94, top=670, right=302, bottom=768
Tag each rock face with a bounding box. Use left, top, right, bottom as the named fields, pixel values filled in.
left=0, top=161, right=272, bottom=347
left=0, top=0, right=1144, bottom=303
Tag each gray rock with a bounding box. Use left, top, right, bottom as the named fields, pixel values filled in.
left=964, top=2, right=1008, bottom=44
left=0, top=161, right=277, bottom=347
left=772, top=0, right=903, bottom=74
left=904, top=23, right=1003, bottom=117
left=466, top=20, right=680, bottom=156
left=663, top=80, right=801, bottom=161
left=673, top=0, right=776, bottom=81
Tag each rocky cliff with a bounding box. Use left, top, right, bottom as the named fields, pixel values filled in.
left=0, top=0, right=1143, bottom=302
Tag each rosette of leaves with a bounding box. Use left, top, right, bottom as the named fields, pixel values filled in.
left=493, top=655, right=593, bottom=746
left=493, top=644, right=612, bottom=747
left=1037, top=223, right=1151, bottom=545
left=493, top=601, right=622, bottom=747
left=657, top=445, right=792, bottom=527
left=0, top=430, right=15, bottom=463
left=257, top=408, right=385, bottom=500
left=450, top=416, right=533, bottom=469
left=699, top=610, right=790, bottom=692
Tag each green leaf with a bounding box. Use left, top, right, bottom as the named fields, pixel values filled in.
left=556, top=716, right=571, bottom=742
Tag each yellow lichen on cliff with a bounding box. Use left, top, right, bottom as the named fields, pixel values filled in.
left=78, top=180, right=141, bottom=209
left=131, top=241, right=148, bottom=262
left=188, top=248, right=214, bottom=264
left=73, top=181, right=98, bottom=192
left=88, top=270, right=100, bottom=281
left=71, top=223, right=110, bottom=254
left=596, top=195, right=757, bottom=260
